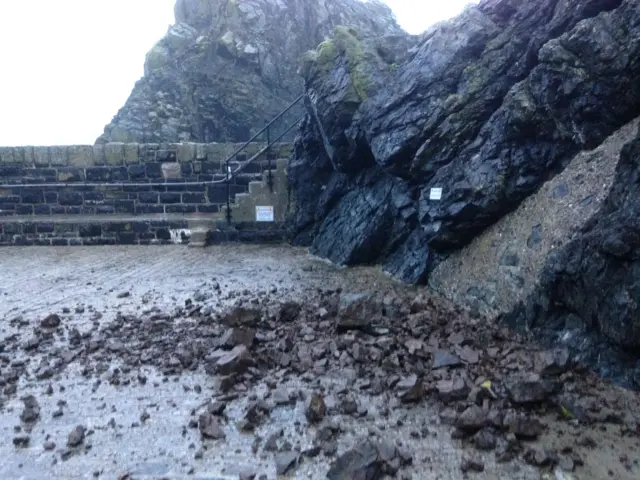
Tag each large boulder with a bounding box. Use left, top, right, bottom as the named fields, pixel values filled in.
left=289, top=0, right=640, bottom=281
left=97, top=0, right=402, bottom=144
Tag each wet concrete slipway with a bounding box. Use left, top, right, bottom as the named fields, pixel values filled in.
left=1, top=245, right=639, bottom=480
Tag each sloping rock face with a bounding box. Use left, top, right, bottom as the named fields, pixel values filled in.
left=505, top=125, right=640, bottom=388
left=289, top=0, right=640, bottom=287
left=97, top=0, right=401, bottom=144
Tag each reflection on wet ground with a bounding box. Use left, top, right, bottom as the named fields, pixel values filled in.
left=0, top=246, right=638, bottom=479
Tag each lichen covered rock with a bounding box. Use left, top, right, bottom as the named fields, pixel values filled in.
left=97, top=0, right=402, bottom=144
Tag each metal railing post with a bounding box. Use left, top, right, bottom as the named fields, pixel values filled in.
left=266, top=124, right=273, bottom=192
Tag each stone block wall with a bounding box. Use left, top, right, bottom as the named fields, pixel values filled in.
left=0, top=219, right=190, bottom=246
left=0, top=142, right=292, bottom=216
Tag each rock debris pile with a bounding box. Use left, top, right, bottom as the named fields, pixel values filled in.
left=2, top=285, right=639, bottom=478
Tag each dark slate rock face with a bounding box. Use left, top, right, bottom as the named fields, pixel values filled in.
left=289, top=0, right=640, bottom=285
left=505, top=125, right=640, bottom=387
left=97, top=0, right=402, bottom=144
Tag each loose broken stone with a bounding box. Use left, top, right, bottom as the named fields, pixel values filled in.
left=505, top=373, right=561, bottom=404
left=275, top=451, right=299, bottom=475
left=198, top=413, right=225, bottom=440
left=211, top=345, right=253, bottom=375
left=458, top=346, right=480, bottom=364
left=20, top=395, right=41, bottom=424
left=455, top=405, right=486, bottom=433
left=41, top=313, right=61, bottom=328
left=503, top=412, right=543, bottom=439
left=396, top=375, right=424, bottom=403
left=432, top=350, right=463, bottom=369
left=220, top=327, right=255, bottom=348
left=13, top=435, right=30, bottom=448
left=473, top=428, right=497, bottom=451
left=336, top=293, right=381, bottom=333
left=326, top=439, right=384, bottom=480
left=67, top=425, right=86, bottom=447
left=524, top=447, right=557, bottom=467
left=460, top=454, right=484, bottom=473
left=437, top=377, right=471, bottom=404
left=535, top=348, right=571, bottom=377
left=219, top=307, right=261, bottom=327
left=305, top=393, right=326, bottom=423
left=278, top=301, right=302, bottom=322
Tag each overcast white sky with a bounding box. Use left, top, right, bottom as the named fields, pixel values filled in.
left=0, top=0, right=477, bottom=146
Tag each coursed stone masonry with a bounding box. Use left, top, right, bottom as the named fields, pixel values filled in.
left=0, top=142, right=292, bottom=246
left=0, top=142, right=292, bottom=216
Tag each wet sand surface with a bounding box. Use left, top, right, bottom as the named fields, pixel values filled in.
left=0, top=246, right=639, bottom=480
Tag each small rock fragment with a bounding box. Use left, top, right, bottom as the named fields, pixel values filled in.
left=455, top=405, right=487, bottom=433
left=67, top=425, right=86, bottom=447
left=461, top=454, right=484, bottom=473
left=275, top=451, right=299, bottom=475
left=305, top=393, right=326, bottom=423
left=41, top=313, right=61, bottom=328
left=198, top=414, right=225, bottom=440
left=432, top=350, right=463, bottom=369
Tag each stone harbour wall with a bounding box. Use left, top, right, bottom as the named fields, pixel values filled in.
left=0, top=219, right=190, bottom=246
left=0, top=142, right=292, bottom=216
left=0, top=142, right=292, bottom=246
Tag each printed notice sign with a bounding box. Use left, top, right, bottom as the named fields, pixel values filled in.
left=429, top=188, right=443, bottom=200
left=255, top=206, right=274, bottom=222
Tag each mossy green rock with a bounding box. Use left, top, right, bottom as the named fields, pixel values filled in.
left=97, top=0, right=402, bottom=144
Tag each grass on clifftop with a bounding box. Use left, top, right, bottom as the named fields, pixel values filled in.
left=302, top=25, right=373, bottom=101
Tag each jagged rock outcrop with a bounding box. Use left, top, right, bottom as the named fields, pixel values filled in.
left=97, top=0, right=401, bottom=144
left=289, top=0, right=640, bottom=287
left=505, top=125, right=640, bottom=387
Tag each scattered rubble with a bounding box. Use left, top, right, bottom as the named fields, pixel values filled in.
left=1, top=278, right=639, bottom=479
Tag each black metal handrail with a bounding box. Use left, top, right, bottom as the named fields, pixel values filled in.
left=0, top=93, right=308, bottom=225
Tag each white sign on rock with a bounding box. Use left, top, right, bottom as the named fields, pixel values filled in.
left=429, top=187, right=443, bottom=200
left=255, top=206, right=274, bottom=222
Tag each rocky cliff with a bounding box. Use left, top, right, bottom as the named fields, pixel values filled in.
left=505, top=123, right=640, bottom=387
left=289, top=0, right=640, bottom=382
left=96, top=0, right=401, bottom=144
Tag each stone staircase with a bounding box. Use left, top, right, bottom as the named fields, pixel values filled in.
left=187, top=157, right=289, bottom=247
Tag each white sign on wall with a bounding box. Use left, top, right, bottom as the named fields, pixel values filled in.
left=429, top=187, right=443, bottom=200
left=255, top=206, right=274, bottom=222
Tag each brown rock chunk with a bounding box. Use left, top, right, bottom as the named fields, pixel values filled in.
left=455, top=405, right=487, bottom=433
left=305, top=393, right=326, bottom=423
left=458, top=346, right=480, bottom=364
left=432, top=350, right=463, bottom=369
left=275, top=451, right=299, bottom=475
left=460, top=454, right=484, bottom=473
left=41, top=313, right=61, bottom=329
left=198, top=413, right=225, bottom=440
left=67, top=425, right=86, bottom=447
left=19, top=395, right=41, bottom=423
left=503, top=412, right=543, bottom=439
left=396, top=374, right=424, bottom=403
left=278, top=301, right=302, bottom=323
left=437, top=377, right=471, bottom=404
left=524, top=447, right=557, bottom=467
left=505, top=373, right=561, bottom=404
left=219, top=307, right=261, bottom=327
left=213, top=345, right=253, bottom=375
left=336, top=293, right=381, bottom=333
left=220, top=327, right=255, bottom=348
left=535, top=348, right=571, bottom=377
left=473, top=428, right=497, bottom=451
